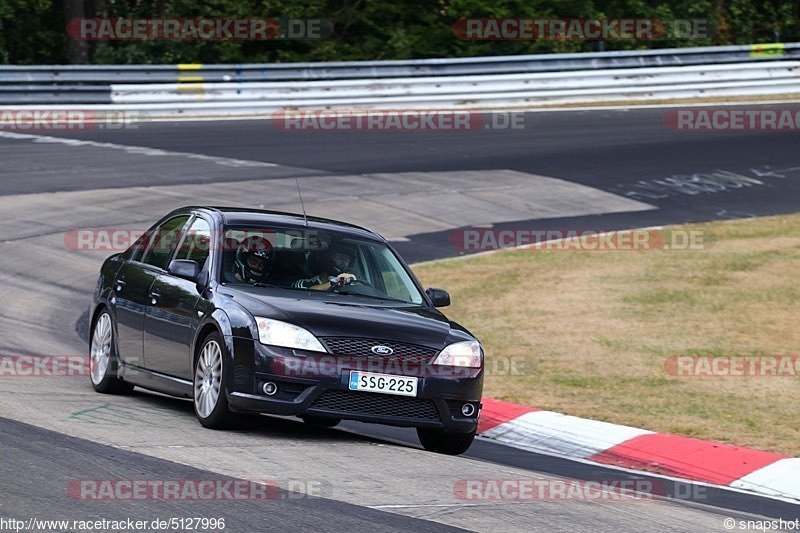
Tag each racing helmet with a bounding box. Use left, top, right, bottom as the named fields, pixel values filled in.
left=235, top=235, right=274, bottom=283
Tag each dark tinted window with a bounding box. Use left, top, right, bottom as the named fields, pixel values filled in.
left=128, top=230, right=151, bottom=263
left=221, top=226, right=423, bottom=304
left=141, top=215, right=190, bottom=270
left=174, top=217, right=212, bottom=270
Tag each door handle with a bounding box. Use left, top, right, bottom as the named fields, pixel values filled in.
left=115, top=279, right=126, bottom=291
left=150, top=291, right=161, bottom=305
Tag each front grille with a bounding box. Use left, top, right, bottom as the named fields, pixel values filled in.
left=310, top=390, right=440, bottom=421
left=320, top=337, right=437, bottom=364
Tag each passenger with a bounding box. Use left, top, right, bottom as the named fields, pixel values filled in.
left=292, top=242, right=359, bottom=289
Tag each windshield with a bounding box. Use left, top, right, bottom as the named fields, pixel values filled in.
left=220, top=226, right=424, bottom=305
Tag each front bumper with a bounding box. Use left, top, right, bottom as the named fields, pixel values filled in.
left=226, top=338, right=483, bottom=433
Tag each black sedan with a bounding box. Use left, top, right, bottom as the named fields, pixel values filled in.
left=89, top=207, right=484, bottom=454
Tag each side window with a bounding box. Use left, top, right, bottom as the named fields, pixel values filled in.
left=128, top=229, right=152, bottom=263
left=174, top=217, right=212, bottom=270
left=141, top=215, right=190, bottom=270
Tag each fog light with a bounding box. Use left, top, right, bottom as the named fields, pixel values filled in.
left=461, top=403, right=476, bottom=417
left=262, top=382, right=278, bottom=396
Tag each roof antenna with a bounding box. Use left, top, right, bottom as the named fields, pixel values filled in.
left=295, top=177, right=309, bottom=227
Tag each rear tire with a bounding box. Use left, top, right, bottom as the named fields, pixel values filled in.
left=90, top=311, right=134, bottom=395
left=301, top=415, right=341, bottom=428
left=193, top=332, right=237, bottom=429
left=417, top=427, right=476, bottom=455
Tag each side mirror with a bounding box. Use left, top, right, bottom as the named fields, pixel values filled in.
left=426, top=288, right=450, bottom=308
left=196, top=268, right=210, bottom=289
left=168, top=259, right=200, bottom=282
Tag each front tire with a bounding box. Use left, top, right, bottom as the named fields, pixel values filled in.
left=90, top=311, right=133, bottom=395
left=417, top=427, right=476, bottom=455
left=193, top=332, right=237, bottom=429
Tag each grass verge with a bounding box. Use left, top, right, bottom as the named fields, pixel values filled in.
left=414, top=214, right=800, bottom=455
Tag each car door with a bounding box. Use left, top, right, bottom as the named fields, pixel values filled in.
left=115, top=214, right=190, bottom=370
left=113, top=259, right=158, bottom=369
left=143, top=215, right=213, bottom=379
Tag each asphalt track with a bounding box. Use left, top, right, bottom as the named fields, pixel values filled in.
left=1, top=105, right=799, bottom=531
left=6, top=105, right=800, bottom=263
left=0, top=417, right=461, bottom=533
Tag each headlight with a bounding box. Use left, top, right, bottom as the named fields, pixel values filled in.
left=432, top=340, right=483, bottom=368
left=254, top=317, right=327, bottom=353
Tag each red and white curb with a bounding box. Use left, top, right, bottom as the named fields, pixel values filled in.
left=478, top=398, right=800, bottom=502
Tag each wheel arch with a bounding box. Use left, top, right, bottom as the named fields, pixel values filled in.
left=89, top=303, right=110, bottom=340
left=192, top=309, right=234, bottom=366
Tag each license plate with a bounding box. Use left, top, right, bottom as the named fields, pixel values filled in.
left=348, top=371, right=418, bottom=397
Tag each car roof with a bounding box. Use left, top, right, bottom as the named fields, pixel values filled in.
left=189, top=206, right=386, bottom=242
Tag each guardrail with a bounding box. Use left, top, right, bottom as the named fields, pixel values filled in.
left=1, top=43, right=799, bottom=113
left=2, top=42, right=798, bottom=85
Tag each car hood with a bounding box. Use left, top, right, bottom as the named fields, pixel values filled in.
left=218, top=285, right=473, bottom=349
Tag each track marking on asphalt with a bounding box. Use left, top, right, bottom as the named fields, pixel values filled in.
left=0, top=131, right=278, bottom=168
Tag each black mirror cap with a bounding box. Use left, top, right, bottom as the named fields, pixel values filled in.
left=196, top=268, right=210, bottom=289
left=426, top=287, right=450, bottom=308
left=168, top=259, right=200, bottom=282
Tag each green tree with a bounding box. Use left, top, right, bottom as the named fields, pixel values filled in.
left=0, top=0, right=797, bottom=64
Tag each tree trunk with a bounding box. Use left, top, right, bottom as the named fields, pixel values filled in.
left=65, top=0, right=89, bottom=64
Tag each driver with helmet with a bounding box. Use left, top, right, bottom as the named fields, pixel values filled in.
left=233, top=235, right=274, bottom=284
left=292, top=241, right=359, bottom=290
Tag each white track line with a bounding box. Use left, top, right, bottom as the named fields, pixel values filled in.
left=0, top=131, right=278, bottom=168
